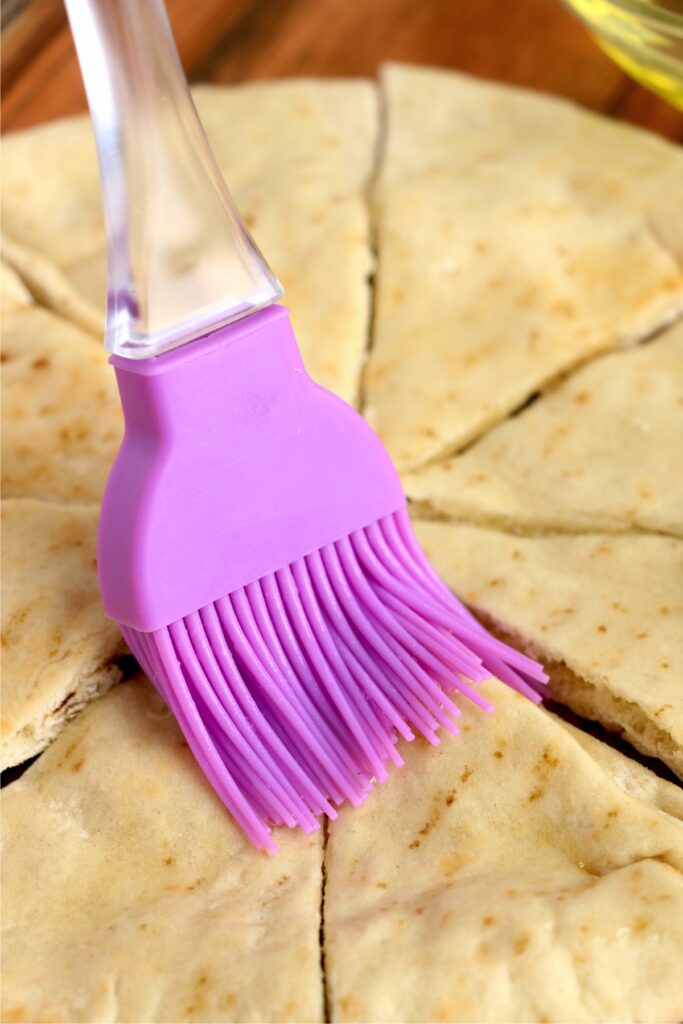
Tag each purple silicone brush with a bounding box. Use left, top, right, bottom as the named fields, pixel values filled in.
left=67, top=0, right=547, bottom=852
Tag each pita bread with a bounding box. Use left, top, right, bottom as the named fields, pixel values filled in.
left=1, top=233, right=103, bottom=337
left=1, top=81, right=377, bottom=403
left=365, top=64, right=683, bottom=471
left=1, top=499, right=125, bottom=770
left=555, top=716, right=683, bottom=821
left=1, top=677, right=324, bottom=1023
left=325, top=680, right=683, bottom=1024
left=1, top=257, right=32, bottom=314
left=415, top=521, right=683, bottom=779
left=1, top=303, right=122, bottom=502
left=405, top=321, right=683, bottom=537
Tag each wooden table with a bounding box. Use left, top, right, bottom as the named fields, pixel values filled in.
left=2, top=0, right=683, bottom=139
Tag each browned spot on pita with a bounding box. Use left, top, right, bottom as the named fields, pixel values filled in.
left=409, top=840, right=420, bottom=849
left=440, top=853, right=472, bottom=877
left=57, top=737, right=82, bottom=767
left=552, top=300, right=576, bottom=318
left=514, top=286, right=537, bottom=308
left=4, top=1006, right=27, bottom=1021
left=528, top=787, right=543, bottom=802
left=460, top=767, right=473, bottom=783
left=338, top=994, right=359, bottom=1015
left=185, top=877, right=206, bottom=893
left=513, top=933, right=530, bottom=955
left=540, top=747, right=559, bottom=769
left=590, top=543, right=613, bottom=558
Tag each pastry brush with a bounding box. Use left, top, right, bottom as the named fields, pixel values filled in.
left=67, top=0, right=547, bottom=852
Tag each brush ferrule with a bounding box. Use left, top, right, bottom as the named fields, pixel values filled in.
left=99, top=306, right=405, bottom=631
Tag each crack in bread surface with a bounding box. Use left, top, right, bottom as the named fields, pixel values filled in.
left=409, top=501, right=683, bottom=541
left=472, top=608, right=683, bottom=784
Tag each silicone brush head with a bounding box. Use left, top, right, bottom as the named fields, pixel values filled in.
left=100, top=306, right=547, bottom=852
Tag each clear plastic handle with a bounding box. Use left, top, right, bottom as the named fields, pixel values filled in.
left=65, top=0, right=282, bottom=359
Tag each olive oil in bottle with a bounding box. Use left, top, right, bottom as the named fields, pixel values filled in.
left=563, top=0, right=683, bottom=108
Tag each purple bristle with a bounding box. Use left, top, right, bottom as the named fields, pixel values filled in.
left=122, top=509, right=548, bottom=853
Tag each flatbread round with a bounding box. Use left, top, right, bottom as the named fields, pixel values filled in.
left=2, top=66, right=682, bottom=1024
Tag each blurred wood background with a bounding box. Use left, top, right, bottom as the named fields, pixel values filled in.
left=2, top=0, right=683, bottom=138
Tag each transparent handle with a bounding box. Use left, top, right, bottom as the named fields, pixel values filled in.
left=65, top=0, right=282, bottom=359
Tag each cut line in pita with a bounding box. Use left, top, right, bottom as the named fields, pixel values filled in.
left=325, top=679, right=683, bottom=1024
left=2, top=302, right=122, bottom=503
left=415, top=520, right=683, bottom=780
left=1, top=80, right=378, bottom=405
left=1, top=499, right=126, bottom=770
left=1, top=678, right=324, bottom=1024
left=404, top=319, right=683, bottom=538
left=365, top=63, right=683, bottom=472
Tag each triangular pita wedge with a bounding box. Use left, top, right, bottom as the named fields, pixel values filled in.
left=2, top=303, right=122, bottom=502
left=415, top=521, right=683, bottom=778
left=1, top=499, right=126, bottom=770
left=1, top=257, right=32, bottom=314
left=405, top=322, right=683, bottom=537
left=366, top=64, right=683, bottom=471
left=1, top=678, right=324, bottom=1023
left=1, top=80, right=377, bottom=403
left=325, top=680, right=683, bottom=1024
